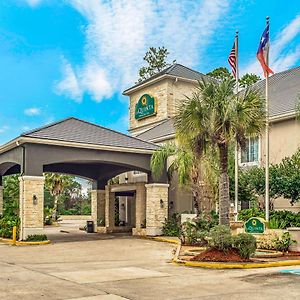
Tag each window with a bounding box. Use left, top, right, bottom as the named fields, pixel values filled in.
left=133, top=170, right=142, bottom=175
left=241, top=137, right=259, bottom=164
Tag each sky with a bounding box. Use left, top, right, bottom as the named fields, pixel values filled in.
left=0, top=0, right=300, bottom=145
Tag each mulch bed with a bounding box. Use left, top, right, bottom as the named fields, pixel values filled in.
left=190, top=248, right=250, bottom=262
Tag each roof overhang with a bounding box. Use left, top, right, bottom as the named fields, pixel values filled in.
left=0, top=136, right=156, bottom=156
left=123, top=74, right=198, bottom=96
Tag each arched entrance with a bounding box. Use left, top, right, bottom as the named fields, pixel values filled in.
left=0, top=118, right=169, bottom=240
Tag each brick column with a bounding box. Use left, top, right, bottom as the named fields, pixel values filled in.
left=145, top=183, right=169, bottom=236
left=105, top=185, right=115, bottom=231
left=0, top=185, right=3, bottom=216
left=19, top=176, right=45, bottom=240
left=135, top=184, right=146, bottom=229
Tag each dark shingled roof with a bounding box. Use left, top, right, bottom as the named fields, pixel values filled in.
left=123, top=63, right=207, bottom=94
left=254, top=65, right=300, bottom=117
left=136, top=66, right=300, bottom=142
left=22, top=117, right=158, bottom=151
left=137, top=119, right=175, bottom=142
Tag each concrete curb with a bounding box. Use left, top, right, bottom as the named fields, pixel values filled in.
left=143, top=236, right=300, bottom=269
left=0, top=238, right=51, bottom=246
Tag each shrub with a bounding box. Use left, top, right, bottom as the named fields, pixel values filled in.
left=208, top=225, right=232, bottom=252
left=0, top=215, right=20, bottom=238
left=238, top=209, right=300, bottom=229
left=273, top=232, right=296, bottom=252
left=233, top=233, right=257, bottom=259
left=256, top=232, right=279, bottom=250
left=162, top=213, right=181, bottom=237
left=180, top=221, right=208, bottom=246
left=25, top=234, right=48, bottom=242
left=194, top=211, right=218, bottom=232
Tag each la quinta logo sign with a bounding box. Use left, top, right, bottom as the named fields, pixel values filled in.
left=135, top=94, right=157, bottom=120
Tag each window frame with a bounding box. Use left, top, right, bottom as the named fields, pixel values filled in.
left=238, top=136, right=261, bottom=167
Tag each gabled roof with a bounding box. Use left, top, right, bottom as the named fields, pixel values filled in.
left=20, top=117, right=158, bottom=151
left=123, top=63, right=207, bottom=95
left=136, top=119, right=175, bottom=142
left=254, top=66, right=300, bottom=117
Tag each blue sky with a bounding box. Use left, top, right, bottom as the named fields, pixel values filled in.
left=0, top=0, right=300, bottom=145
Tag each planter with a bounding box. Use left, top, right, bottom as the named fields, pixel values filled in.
left=288, top=227, right=300, bottom=252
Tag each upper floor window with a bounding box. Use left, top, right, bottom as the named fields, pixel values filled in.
left=241, top=137, right=259, bottom=164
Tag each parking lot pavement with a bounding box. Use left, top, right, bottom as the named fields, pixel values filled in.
left=1, top=225, right=300, bottom=300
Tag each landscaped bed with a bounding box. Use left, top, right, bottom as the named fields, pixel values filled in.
left=177, top=244, right=300, bottom=264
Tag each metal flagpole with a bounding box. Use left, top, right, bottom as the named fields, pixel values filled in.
left=265, top=17, right=270, bottom=222
left=234, top=31, right=239, bottom=222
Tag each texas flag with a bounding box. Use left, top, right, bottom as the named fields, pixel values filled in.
left=257, top=24, right=274, bottom=77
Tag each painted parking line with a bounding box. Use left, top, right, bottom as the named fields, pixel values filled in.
left=281, top=269, right=300, bottom=275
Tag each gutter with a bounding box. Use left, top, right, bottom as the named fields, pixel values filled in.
left=0, top=136, right=156, bottom=155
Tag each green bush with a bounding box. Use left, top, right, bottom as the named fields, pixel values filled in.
left=0, top=215, right=20, bottom=238
left=180, top=221, right=208, bottom=246
left=238, top=209, right=300, bottom=229
left=208, top=225, right=232, bottom=252
left=233, top=233, right=257, bottom=259
left=25, top=234, right=48, bottom=242
left=162, top=213, right=180, bottom=237
left=273, top=232, right=296, bottom=252
left=194, top=211, right=218, bottom=232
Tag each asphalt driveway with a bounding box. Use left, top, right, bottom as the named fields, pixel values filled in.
left=0, top=224, right=300, bottom=300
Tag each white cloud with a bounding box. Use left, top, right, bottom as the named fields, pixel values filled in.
left=0, top=126, right=9, bottom=133
left=56, top=0, right=229, bottom=102
left=24, top=107, right=41, bottom=116
left=55, top=59, right=82, bottom=102
left=242, top=15, right=300, bottom=75
left=25, top=0, right=43, bottom=7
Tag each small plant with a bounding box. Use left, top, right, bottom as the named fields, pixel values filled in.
left=233, top=233, right=257, bottom=259
left=208, top=225, right=232, bottom=252
left=0, top=215, right=20, bottom=238
left=273, top=232, right=296, bottom=252
left=25, top=234, right=48, bottom=242
left=162, top=213, right=180, bottom=237
left=180, top=221, right=208, bottom=246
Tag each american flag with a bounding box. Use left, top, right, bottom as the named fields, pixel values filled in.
left=257, top=24, right=274, bottom=77
left=228, top=41, right=237, bottom=78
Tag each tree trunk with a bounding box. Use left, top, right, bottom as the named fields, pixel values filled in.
left=218, top=143, right=230, bottom=225
left=52, top=195, right=59, bottom=221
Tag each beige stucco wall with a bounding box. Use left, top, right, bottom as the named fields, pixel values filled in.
left=260, top=117, right=300, bottom=165
left=259, top=117, right=300, bottom=211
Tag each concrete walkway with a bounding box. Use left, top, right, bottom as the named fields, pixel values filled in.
left=0, top=224, right=300, bottom=299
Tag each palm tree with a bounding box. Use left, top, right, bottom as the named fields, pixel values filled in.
left=174, top=78, right=265, bottom=225
left=151, top=143, right=218, bottom=214
left=45, top=173, right=72, bottom=220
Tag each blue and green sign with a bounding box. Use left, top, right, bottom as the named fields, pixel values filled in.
left=135, top=94, right=157, bottom=120
left=245, top=217, right=265, bottom=234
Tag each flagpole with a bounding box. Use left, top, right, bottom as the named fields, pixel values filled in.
left=234, top=31, right=239, bottom=222
left=265, top=16, right=270, bottom=222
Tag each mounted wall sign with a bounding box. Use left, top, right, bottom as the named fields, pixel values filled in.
left=135, top=94, right=157, bottom=120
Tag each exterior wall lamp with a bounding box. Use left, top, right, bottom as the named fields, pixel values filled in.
left=160, top=199, right=164, bottom=208
left=32, top=194, right=38, bottom=205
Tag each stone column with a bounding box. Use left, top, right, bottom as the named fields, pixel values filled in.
left=19, top=176, right=45, bottom=240
left=145, top=183, right=169, bottom=236
left=135, top=184, right=146, bottom=229
left=90, top=190, right=98, bottom=232
left=90, top=189, right=106, bottom=232
left=97, top=190, right=106, bottom=226
left=105, top=185, right=115, bottom=232
left=0, top=185, right=3, bottom=216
